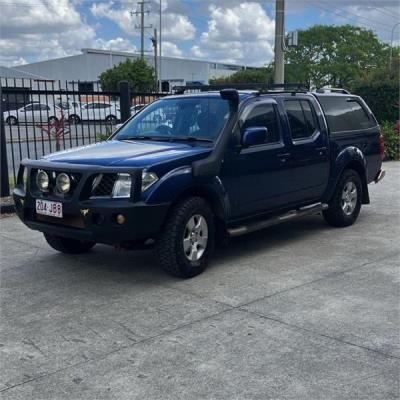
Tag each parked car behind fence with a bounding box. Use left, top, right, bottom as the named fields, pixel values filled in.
left=4, top=103, right=62, bottom=126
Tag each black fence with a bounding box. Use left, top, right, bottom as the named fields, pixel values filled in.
left=0, top=78, right=166, bottom=196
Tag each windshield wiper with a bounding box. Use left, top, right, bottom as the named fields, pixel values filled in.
left=121, top=135, right=166, bottom=141
left=120, top=135, right=213, bottom=143
left=167, top=136, right=214, bottom=143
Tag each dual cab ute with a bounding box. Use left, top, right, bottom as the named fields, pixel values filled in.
left=13, top=84, right=385, bottom=278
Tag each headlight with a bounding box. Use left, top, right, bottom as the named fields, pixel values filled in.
left=36, top=170, right=49, bottom=191
left=56, top=173, right=70, bottom=194
left=142, top=170, right=158, bottom=192
left=112, top=173, right=132, bottom=198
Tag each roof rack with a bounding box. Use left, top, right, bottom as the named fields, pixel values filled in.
left=173, top=82, right=310, bottom=94
left=315, top=87, right=350, bottom=94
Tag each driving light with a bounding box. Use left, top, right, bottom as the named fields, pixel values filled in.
left=142, top=171, right=158, bottom=192
left=112, top=173, right=132, bottom=198
left=56, top=173, right=71, bottom=194
left=36, top=170, right=49, bottom=191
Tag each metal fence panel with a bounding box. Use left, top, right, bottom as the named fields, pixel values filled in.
left=0, top=78, right=165, bottom=191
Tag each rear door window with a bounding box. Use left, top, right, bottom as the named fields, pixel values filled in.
left=318, top=96, right=376, bottom=133
left=284, top=99, right=317, bottom=140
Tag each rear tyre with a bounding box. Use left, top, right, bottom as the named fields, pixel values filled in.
left=44, top=233, right=95, bottom=254
left=48, top=116, right=58, bottom=124
left=6, top=116, right=18, bottom=126
left=157, top=197, right=215, bottom=278
left=323, top=169, right=362, bottom=227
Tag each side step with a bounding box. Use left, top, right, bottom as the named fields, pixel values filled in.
left=227, top=203, right=328, bottom=237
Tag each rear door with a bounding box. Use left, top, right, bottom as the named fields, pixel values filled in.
left=281, top=96, right=330, bottom=202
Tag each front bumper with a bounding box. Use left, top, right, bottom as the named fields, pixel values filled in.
left=13, top=160, right=170, bottom=245
left=14, top=188, right=169, bottom=244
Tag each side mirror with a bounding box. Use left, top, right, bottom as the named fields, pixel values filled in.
left=241, top=127, right=267, bottom=147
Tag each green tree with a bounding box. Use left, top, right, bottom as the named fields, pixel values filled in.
left=286, top=25, right=389, bottom=88
left=350, top=48, right=399, bottom=123
left=210, top=67, right=273, bottom=84
left=99, top=58, right=155, bottom=92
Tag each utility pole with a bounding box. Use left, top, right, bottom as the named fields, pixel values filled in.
left=131, top=1, right=151, bottom=59
left=151, top=28, right=158, bottom=90
left=274, top=0, right=285, bottom=84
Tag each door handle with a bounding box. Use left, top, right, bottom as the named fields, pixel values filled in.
left=277, top=153, right=291, bottom=162
left=316, top=147, right=327, bottom=156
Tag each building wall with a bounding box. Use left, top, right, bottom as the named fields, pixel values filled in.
left=11, top=49, right=249, bottom=88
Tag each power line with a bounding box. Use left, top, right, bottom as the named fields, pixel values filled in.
left=311, top=2, right=395, bottom=34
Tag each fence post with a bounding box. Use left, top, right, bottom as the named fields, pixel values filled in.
left=119, top=81, right=131, bottom=123
left=0, top=85, right=10, bottom=197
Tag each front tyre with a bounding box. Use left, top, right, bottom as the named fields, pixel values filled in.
left=323, top=169, right=362, bottom=227
left=6, top=116, right=18, bottom=126
left=157, top=197, right=215, bottom=278
left=44, top=233, right=95, bottom=254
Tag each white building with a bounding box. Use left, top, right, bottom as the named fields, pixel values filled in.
left=4, top=48, right=253, bottom=91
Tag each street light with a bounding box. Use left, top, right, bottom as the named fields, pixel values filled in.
left=389, top=22, right=400, bottom=74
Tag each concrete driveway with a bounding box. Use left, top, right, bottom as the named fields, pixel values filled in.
left=1, top=162, right=399, bottom=400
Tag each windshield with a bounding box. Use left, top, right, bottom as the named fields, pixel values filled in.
left=114, top=97, right=229, bottom=142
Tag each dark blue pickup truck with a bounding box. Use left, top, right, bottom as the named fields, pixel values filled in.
left=13, top=84, right=385, bottom=278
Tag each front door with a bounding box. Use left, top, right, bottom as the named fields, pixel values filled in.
left=220, top=99, right=293, bottom=219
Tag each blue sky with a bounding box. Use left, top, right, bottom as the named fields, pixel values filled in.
left=0, top=0, right=399, bottom=67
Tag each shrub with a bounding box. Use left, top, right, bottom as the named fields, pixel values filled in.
left=353, top=82, right=399, bottom=124
left=380, top=120, right=400, bottom=161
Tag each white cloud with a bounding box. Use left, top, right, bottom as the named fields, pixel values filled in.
left=0, top=0, right=82, bottom=38
left=197, top=2, right=275, bottom=65
left=90, top=2, right=195, bottom=41
left=0, top=0, right=98, bottom=66
left=162, top=41, right=183, bottom=57
left=190, top=45, right=207, bottom=59
left=94, top=37, right=137, bottom=53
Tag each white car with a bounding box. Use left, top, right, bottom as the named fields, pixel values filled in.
left=4, top=103, right=62, bottom=126
left=80, top=102, right=121, bottom=124
left=56, top=101, right=83, bottom=124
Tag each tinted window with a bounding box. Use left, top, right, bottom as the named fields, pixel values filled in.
left=284, top=100, right=317, bottom=139
left=318, top=96, right=375, bottom=133
left=242, top=104, right=280, bottom=143
left=24, top=105, right=33, bottom=111
left=40, top=104, right=49, bottom=110
left=86, top=103, right=109, bottom=109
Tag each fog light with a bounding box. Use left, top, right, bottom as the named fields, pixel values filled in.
left=115, top=214, right=126, bottom=225
left=36, top=170, right=49, bottom=191
left=56, top=172, right=71, bottom=194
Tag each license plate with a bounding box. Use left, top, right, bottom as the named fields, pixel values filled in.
left=36, top=199, right=63, bottom=218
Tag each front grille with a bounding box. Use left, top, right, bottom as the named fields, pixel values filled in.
left=91, top=173, right=117, bottom=197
